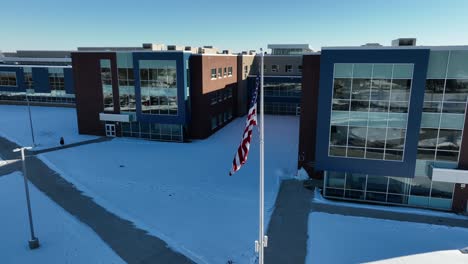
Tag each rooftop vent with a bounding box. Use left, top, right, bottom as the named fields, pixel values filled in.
left=361, top=43, right=382, bottom=47
left=392, top=38, right=416, bottom=46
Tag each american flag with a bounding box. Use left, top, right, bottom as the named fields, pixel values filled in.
left=229, top=75, right=260, bottom=176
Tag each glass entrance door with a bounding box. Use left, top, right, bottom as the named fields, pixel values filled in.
left=105, top=124, right=116, bottom=137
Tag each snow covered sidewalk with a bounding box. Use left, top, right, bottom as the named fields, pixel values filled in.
left=0, top=172, right=125, bottom=264
left=307, top=212, right=468, bottom=264
left=0, top=105, right=97, bottom=150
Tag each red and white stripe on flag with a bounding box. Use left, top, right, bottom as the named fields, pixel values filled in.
left=229, top=75, right=260, bottom=176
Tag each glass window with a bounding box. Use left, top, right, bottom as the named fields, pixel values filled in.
left=372, top=64, right=393, bottom=79
left=351, top=79, right=371, bottom=100
left=139, top=60, right=178, bottom=116
left=100, top=60, right=113, bottom=112
left=217, top=68, right=222, bottom=78
left=211, top=68, right=217, bottom=79
left=333, top=78, right=351, bottom=99
left=223, top=67, right=227, bottom=77
left=388, top=177, right=409, bottom=194
left=431, top=182, right=454, bottom=199
left=418, top=128, right=438, bottom=149
left=346, top=173, right=366, bottom=190
left=330, top=125, right=348, bottom=146
left=410, top=177, right=431, bottom=197
left=427, top=51, right=449, bottom=79
left=366, top=175, right=388, bottom=193
left=445, top=79, right=468, bottom=102
left=390, top=79, right=411, bottom=101
left=352, top=64, right=372, bottom=78
left=329, top=63, right=413, bottom=161
left=447, top=50, right=468, bottom=79
left=334, top=63, right=353, bottom=78
left=329, top=146, right=346, bottom=157
left=326, top=171, right=345, bottom=188
left=271, top=65, right=279, bottom=72
left=440, top=113, right=465, bottom=130
left=332, top=99, right=350, bottom=111
left=370, top=79, right=391, bottom=101
left=365, top=127, right=386, bottom=148
left=417, top=149, right=435, bottom=160
left=228, top=66, right=233, bottom=76
left=285, top=65, right=293, bottom=73
left=298, top=65, right=303, bottom=73
left=425, top=79, right=444, bottom=102
left=393, top=64, right=413, bottom=79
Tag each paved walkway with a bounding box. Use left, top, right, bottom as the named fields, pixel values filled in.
left=265, top=179, right=468, bottom=264
left=0, top=136, right=194, bottom=264
left=29, top=137, right=112, bottom=155
left=265, top=180, right=313, bottom=264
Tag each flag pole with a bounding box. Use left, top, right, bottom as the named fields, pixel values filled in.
left=257, top=48, right=268, bottom=264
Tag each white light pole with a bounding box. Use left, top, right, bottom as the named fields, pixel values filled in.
left=25, top=92, right=36, bottom=147
left=13, top=147, right=40, bottom=249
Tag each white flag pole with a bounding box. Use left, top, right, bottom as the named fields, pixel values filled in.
left=255, top=48, right=267, bottom=264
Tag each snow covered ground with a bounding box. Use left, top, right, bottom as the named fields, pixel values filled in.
left=0, top=105, right=97, bottom=150
left=39, top=115, right=300, bottom=264
left=0, top=172, right=124, bottom=264
left=307, top=212, right=468, bottom=264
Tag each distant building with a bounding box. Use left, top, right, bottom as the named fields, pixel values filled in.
left=0, top=50, right=75, bottom=106
left=72, top=46, right=237, bottom=142
left=299, top=39, right=468, bottom=213
left=267, top=44, right=313, bottom=55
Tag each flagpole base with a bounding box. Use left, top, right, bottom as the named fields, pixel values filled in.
left=28, top=237, right=40, bottom=249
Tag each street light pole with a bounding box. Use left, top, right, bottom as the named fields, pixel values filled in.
left=25, top=93, right=36, bottom=147
left=13, top=147, right=40, bottom=249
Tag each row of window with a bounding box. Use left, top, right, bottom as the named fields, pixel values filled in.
left=266, top=64, right=302, bottom=74
left=0, top=92, right=75, bottom=104
left=324, top=171, right=454, bottom=210
left=264, top=82, right=301, bottom=98
left=264, top=102, right=300, bottom=115
left=210, top=87, right=233, bottom=105
left=210, top=66, right=233, bottom=79
left=211, top=109, right=233, bottom=130
left=121, top=122, right=183, bottom=142
left=0, top=72, right=17, bottom=86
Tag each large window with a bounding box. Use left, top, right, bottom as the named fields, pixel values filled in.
left=48, top=68, right=65, bottom=95
left=329, top=63, right=414, bottom=161
left=324, top=171, right=455, bottom=210
left=211, top=68, right=217, bottom=79
left=139, top=60, right=178, bottom=115
left=100, top=60, right=113, bottom=112
left=23, top=68, right=34, bottom=90
left=121, top=122, right=182, bottom=142
left=418, top=50, right=468, bottom=162
left=264, top=82, right=301, bottom=97
left=0, top=71, right=17, bottom=87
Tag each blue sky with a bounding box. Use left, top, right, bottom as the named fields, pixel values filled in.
left=2, top=0, right=468, bottom=52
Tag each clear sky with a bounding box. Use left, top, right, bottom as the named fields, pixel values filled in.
left=2, top=0, right=468, bottom=53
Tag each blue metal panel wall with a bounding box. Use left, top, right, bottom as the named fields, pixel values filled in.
left=315, top=49, right=430, bottom=178
left=0, top=66, right=25, bottom=92
left=132, top=52, right=190, bottom=124
left=32, top=67, right=51, bottom=93
left=64, top=67, right=75, bottom=94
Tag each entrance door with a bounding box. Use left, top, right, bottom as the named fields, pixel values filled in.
left=105, top=124, right=116, bottom=137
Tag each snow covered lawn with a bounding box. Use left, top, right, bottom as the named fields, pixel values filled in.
left=0, top=172, right=124, bottom=264
left=0, top=105, right=97, bottom=149
left=307, top=212, right=468, bottom=264
left=39, top=115, right=300, bottom=264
